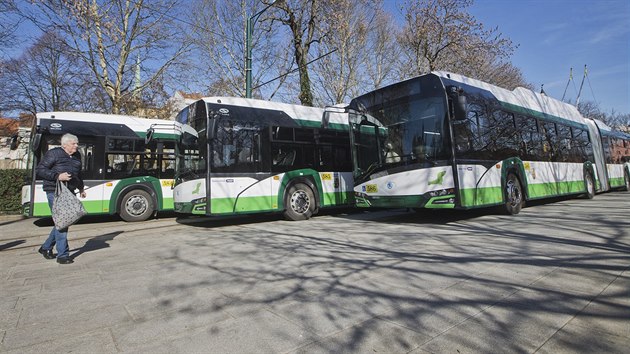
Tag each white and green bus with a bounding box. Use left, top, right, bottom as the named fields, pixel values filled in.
left=348, top=71, right=630, bottom=214
left=22, top=112, right=181, bottom=221
left=173, top=97, right=353, bottom=220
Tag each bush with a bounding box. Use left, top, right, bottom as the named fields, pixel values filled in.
left=0, top=169, right=27, bottom=213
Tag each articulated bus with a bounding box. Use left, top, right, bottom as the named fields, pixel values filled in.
left=22, top=112, right=181, bottom=221
left=173, top=97, right=353, bottom=220
left=348, top=71, right=630, bottom=214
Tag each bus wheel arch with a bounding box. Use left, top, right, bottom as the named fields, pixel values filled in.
left=283, top=180, right=317, bottom=221
left=503, top=171, right=524, bottom=215
left=117, top=186, right=157, bottom=222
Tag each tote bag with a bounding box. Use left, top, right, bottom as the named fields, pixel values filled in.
left=52, top=180, right=87, bottom=230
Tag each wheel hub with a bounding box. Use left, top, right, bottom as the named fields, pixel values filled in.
left=507, top=181, right=521, bottom=206
left=126, top=196, right=147, bottom=216
left=290, top=190, right=310, bottom=214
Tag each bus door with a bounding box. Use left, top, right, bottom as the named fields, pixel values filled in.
left=209, top=120, right=271, bottom=215
left=76, top=137, right=103, bottom=213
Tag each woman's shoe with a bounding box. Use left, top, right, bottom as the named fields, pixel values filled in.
left=38, top=247, right=55, bottom=260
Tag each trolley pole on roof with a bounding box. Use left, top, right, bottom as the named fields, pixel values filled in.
left=245, top=1, right=277, bottom=99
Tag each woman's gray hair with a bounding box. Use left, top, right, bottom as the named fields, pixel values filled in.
left=61, top=133, right=79, bottom=146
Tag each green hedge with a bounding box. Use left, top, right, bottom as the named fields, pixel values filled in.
left=0, top=169, right=27, bottom=213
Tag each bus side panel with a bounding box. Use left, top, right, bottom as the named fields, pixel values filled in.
left=173, top=178, right=206, bottom=214
left=457, top=163, right=503, bottom=208
left=606, top=164, right=626, bottom=188
left=211, top=176, right=273, bottom=214
left=24, top=181, right=108, bottom=216
left=319, top=172, right=354, bottom=207
left=353, top=167, right=455, bottom=208
left=160, top=179, right=175, bottom=209
left=523, top=161, right=585, bottom=199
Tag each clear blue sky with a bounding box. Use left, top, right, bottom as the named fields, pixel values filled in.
left=469, top=0, right=629, bottom=114
left=388, top=0, right=629, bottom=115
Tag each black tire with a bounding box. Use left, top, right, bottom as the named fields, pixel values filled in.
left=283, top=183, right=316, bottom=221
left=504, top=173, right=523, bottom=215
left=119, top=189, right=154, bottom=222
left=624, top=170, right=630, bottom=192
left=583, top=172, right=595, bottom=199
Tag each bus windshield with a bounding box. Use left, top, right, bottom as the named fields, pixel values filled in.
left=348, top=78, right=449, bottom=183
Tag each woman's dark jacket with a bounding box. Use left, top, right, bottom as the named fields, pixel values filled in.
left=36, top=147, right=85, bottom=193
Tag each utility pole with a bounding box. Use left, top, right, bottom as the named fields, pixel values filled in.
left=245, top=1, right=277, bottom=99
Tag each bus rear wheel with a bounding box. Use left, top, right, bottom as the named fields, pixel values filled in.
left=283, top=183, right=316, bottom=221
left=119, top=189, right=154, bottom=222
left=504, top=173, right=523, bottom=215
left=583, top=172, right=595, bottom=199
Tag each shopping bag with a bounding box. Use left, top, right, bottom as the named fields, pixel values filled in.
left=52, top=180, right=87, bottom=230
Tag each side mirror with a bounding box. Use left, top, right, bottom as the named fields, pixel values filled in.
left=32, top=133, right=42, bottom=152
left=207, top=118, right=218, bottom=140
left=447, top=85, right=467, bottom=121
left=10, top=135, right=19, bottom=150
left=454, top=95, right=467, bottom=120
left=145, top=128, right=154, bottom=144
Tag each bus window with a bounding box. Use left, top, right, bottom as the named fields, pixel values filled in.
left=211, top=120, right=261, bottom=173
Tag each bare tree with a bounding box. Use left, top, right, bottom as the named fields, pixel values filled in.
left=1, top=32, right=90, bottom=115
left=398, top=0, right=520, bottom=86
left=312, top=0, right=378, bottom=105
left=188, top=0, right=289, bottom=99
left=0, top=0, right=20, bottom=56
left=267, top=0, right=334, bottom=106
left=28, top=0, right=191, bottom=114
left=364, top=9, right=401, bottom=91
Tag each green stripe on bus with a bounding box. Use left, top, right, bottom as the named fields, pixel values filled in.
left=527, top=180, right=584, bottom=198
left=32, top=199, right=114, bottom=217
left=321, top=191, right=354, bottom=206
left=211, top=195, right=275, bottom=214
left=459, top=186, right=503, bottom=207
left=608, top=177, right=625, bottom=188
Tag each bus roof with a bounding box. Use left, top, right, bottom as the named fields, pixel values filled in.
left=433, top=71, right=587, bottom=127
left=197, top=97, right=325, bottom=123
left=36, top=111, right=181, bottom=140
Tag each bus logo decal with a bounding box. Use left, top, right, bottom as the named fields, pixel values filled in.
left=50, top=123, right=62, bottom=129
left=219, top=108, right=230, bottom=114
left=386, top=182, right=395, bottom=189
left=321, top=173, right=332, bottom=180
left=428, top=171, right=447, bottom=185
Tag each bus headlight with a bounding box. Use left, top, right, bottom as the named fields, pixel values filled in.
left=428, top=188, right=455, bottom=197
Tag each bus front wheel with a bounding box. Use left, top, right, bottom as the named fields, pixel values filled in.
left=583, top=172, right=595, bottom=199
left=119, top=189, right=154, bottom=222
left=504, top=173, right=523, bottom=215
left=283, top=183, right=316, bottom=221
